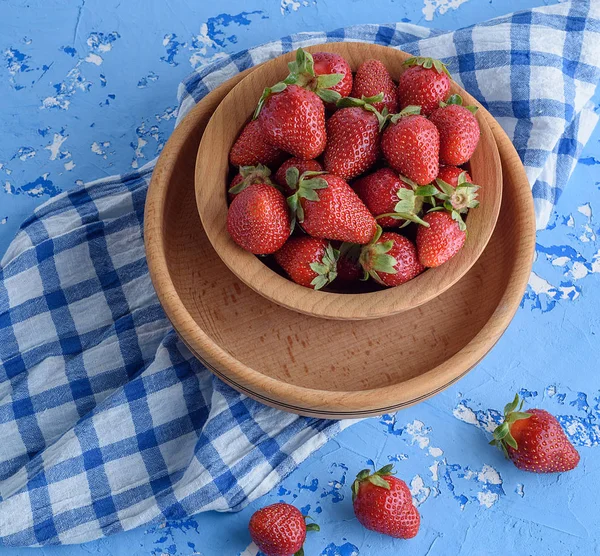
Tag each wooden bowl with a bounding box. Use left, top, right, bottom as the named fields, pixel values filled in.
left=195, top=43, right=503, bottom=321
left=145, top=65, right=535, bottom=419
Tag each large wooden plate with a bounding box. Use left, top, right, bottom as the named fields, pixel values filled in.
left=195, top=43, right=503, bottom=320
left=145, top=64, right=535, bottom=419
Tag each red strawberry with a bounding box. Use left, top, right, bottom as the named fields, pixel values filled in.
left=229, top=119, right=284, bottom=167
left=416, top=210, right=466, bottom=267
left=274, top=158, right=323, bottom=193
left=359, top=229, right=424, bottom=287
left=336, top=245, right=363, bottom=283
left=287, top=172, right=377, bottom=244
left=437, top=165, right=472, bottom=187
left=381, top=108, right=440, bottom=185
left=228, top=164, right=274, bottom=201
left=323, top=95, right=386, bottom=180
left=275, top=237, right=338, bottom=289
left=352, top=464, right=420, bottom=539
left=227, top=183, right=290, bottom=255
left=429, top=96, right=480, bottom=165
left=313, top=51, right=353, bottom=99
left=491, top=394, right=580, bottom=473
left=248, top=503, right=319, bottom=556
left=397, top=57, right=451, bottom=116
left=353, top=168, right=430, bottom=228
left=351, top=59, right=398, bottom=114
left=257, top=84, right=326, bottom=160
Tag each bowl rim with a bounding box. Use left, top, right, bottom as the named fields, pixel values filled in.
left=144, top=64, right=536, bottom=417
left=195, top=42, right=503, bottom=321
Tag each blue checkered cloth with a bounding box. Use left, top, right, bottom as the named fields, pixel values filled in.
left=1, top=1, right=599, bottom=547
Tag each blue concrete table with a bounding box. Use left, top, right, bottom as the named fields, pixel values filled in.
left=2, top=0, right=599, bottom=554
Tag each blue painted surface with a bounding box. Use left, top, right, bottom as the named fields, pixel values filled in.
left=1, top=0, right=599, bottom=554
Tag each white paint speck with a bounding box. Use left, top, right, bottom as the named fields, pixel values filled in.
left=552, top=256, right=570, bottom=267
left=91, top=141, right=110, bottom=159
left=239, top=542, right=260, bottom=556
left=428, top=447, right=443, bottom=457
left=280, top=0, right=314, bottom=14
left=579, top=223, right=596, bottom=243
left=131, top=137, right=147, bottom=168
left=404, top=420, right=430, bottom=449
left=528, top=271, right=555, bottom=295
left=578, top=203, right=592, bottom=218
left=45, top=132, right=69, bottom=161
left=42, top=96, right=70, bottom=110
left=429, top=460, right=440, bottom=482
left=477, top=464, right=502, bottom=485
left=453, top=403, right=479, bottom=426
left=546, top=385, right=557, bottom=397
left=423, top=0, right=470, bottom=21
left=410, top=475, right=431, bottom=506
left=477, top=491, right=499, bottom=508
left=567, top=215, right=575, bottom=227
left=85, top=53, right=103, bottom=66
left=515, top=484, right=525, bottom=497
left=1, top=217, right=7, bottom=225
left=570, top=261, right=589, bottom=280
left=4, top=181, right=14, bottom=194
left=64, top=160, right=75, bottom=171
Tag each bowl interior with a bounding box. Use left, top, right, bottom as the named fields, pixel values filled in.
left=195, top=42, right=503, bottom=320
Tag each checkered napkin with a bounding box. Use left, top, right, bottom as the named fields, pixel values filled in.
left=1, top=1, right=599, bottom=547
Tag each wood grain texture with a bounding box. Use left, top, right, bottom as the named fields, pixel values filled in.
left=144, top=54, right=535, bottom=419
left=195, top=43, right=503, bottom=320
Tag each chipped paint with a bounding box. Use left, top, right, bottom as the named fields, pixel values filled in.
left=423, top=0, right=470, bottom=21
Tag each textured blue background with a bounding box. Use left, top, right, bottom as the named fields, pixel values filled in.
left=1, top=0, right=600, bottom=554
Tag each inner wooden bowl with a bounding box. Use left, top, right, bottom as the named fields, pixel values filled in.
left=195, top=43, right=503, bottom=321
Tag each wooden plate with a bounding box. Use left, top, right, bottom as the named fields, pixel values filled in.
left=145, top=65, right=535, bottom=419
left=195, top=43, right=503, bottom=320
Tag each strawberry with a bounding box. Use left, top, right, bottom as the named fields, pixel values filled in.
left=275, top=237, right=338, bottom=289
left=352, top=464, right=420, bottom=539
left=359, top=228, right=424, bottom=287
left=397, top=56, right=451, bottom=116
left=416, top=210, right=466, bottom=267
left=256, top=84, right=327, bottom=160
left=353, top=167, right=433, bottom=228
left=336, top=243, right=363, bottom=283
left=351, top=59, right=398, bottom=113
left=433, top=171, right=479, bottom=231
left=429, top=95, right=480, bottom=165
left=437, top=165, right=472, bottom=187
left=323, top=95, right=386, bottom=180
left=229, top=119, right=284, bottom=167
left=491, top=393, right=580, bottom=473
left=227, top=183, right=290, bottom=255
left=248, top=502, right=319, bottom=556
left=286, top=170, right=377, bottom=244
left=275, top=158, right=323, bottom=193
left=312, top=51, right=353, bottom=100
left=228, top=164, right=274, bottom=201
left=381, top=107, right=440, bottom=185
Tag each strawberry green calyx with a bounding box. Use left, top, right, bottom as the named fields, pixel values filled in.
left=490, top=393, right=533, bottom=458
left=351, top=463, right=395, bottom=502
left=358, top=226, right=398, bottom=284
left=284, top=47, right=344, bottom=104
left=254, top=81, right=288, bottom=119
left=286, top=168, right=328, bottom=231
left=228, top=164, right=275, bottom=195
left=433, top=172, right=479, bottom=232
left=336, top=93, right=388, bottom=130
left=375, top=176, right=434, bottom=227
left=388, top=104, right=422, bottom=124
left=309, top=242, right=339, bottom=290
left=440, top=94, right=478, bottom=115
left=403, top=56, right=450, bottom=76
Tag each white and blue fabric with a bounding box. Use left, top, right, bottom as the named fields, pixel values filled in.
left=1, top=1, right=599, bottom=546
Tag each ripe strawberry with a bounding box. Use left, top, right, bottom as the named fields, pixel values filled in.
left=287, top=171, right=377, bottom=244
left=323, top=95, right=386, bottom=180
left=248, top=503, right=319, bottom=556
left=416, top=210, right=466, bottom=267
left=437, top=165, right=472, bottom=187
left=381, top=107, right=440, bottom=185
left=351, top=59, right=398, bottom=113
left=353, top=168, right=432, bottom=228
left=429, top=95, right=480, bottom=165
left=229, top=119, right=284, bottom=167
left=491, top=394, right=580, bottom=473
left=228, top=164, right=274, bottom=201
left=274, top=158, right=323, bottom=193
left=227, top=183, right=290, bottom=255
left=256, top=84, right=326, bottom=160
left=313, top=51, right=353, bottom=100
left=352, top=464, right=420, bottom=539
left=275, top=237, right=338, bottom=289
left=336, top=244, right=363, bottom=283
left=397, top=57, right=451, bottom=116
left=359, top=229, right=424, bottom=287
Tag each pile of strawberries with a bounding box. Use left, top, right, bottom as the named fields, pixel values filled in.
left=227, top=48, right=481, bottom=290
left=247, top=394, right=581, bottom=555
